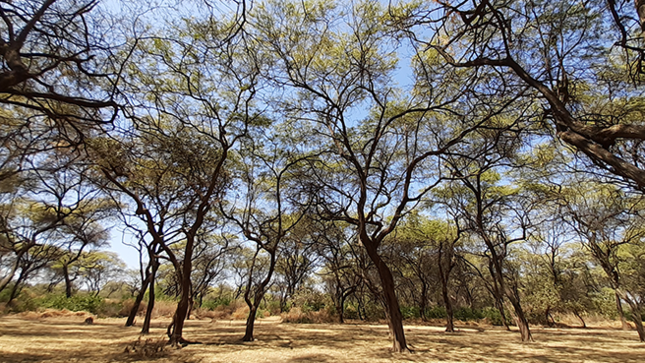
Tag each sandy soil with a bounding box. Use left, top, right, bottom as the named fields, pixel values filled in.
left=0, top=315, right=643, bottom=362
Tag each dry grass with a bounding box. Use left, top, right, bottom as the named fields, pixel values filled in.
left=0, top=314, right=643, bottom=362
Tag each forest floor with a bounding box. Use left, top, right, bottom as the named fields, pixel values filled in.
left=0, top=313, right=643, bottom=363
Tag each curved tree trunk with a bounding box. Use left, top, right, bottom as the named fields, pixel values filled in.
left=168, top=256, right=194, bottom=346
left=243, top=305, right=258, bottom=341
left=622, top=294, right=645, bottom=342
left=631, top=311, right=645, bottom=342
left=241, top=249, right=276, bottom=342
left=338, top=294, right=346, bottom=324
left=141, top=259, right=158, bottom=334
left=573, top=309, right=586, bottom=328
left=126, top=267, right=151, bottom=327
left=509, top=297, right=533, bottom=342
left=369, top=250, right=409, bottom=353
left=442, top=281, right=455, bottom=333
left=615, top=292, right=630, bottom=330
left=6, top=271, right=26, bottom=306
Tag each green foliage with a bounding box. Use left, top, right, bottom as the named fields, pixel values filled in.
left=0, top=286, right=38, bottom=312
left=400, top=306, right=421, bottom=319
left=480, top=307, right=506, bottom=326
left=453, top=307, right=485, bottom=321
left=37, top=294, right=105, bottom=314
left=424, top=306, right=447, bottom=319
left=202, top=296, right=233, bottom=310
left=590, top=288, right=619, bottom=319
left=293, top=289, right=328, bottom=313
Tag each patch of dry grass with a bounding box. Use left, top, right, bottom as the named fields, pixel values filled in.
left=0, top=314, right=642, bottom=362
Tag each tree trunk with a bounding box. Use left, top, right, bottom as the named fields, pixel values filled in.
left=442, top=280, right=455, bottom=333
left=336, top=291, right=345, bottom=324
left=187, top=297, right=194, bottom=320
left=438, top=245, right=454, bottom=332
left=370, top=251, right=410, bottom=353
left=494, top=295, right=510, bottom=330
left=615, top=292, right=630, bottom=330
left=419, top=281, right=428, bottom=322
left=141, top=260, right=158, bottom=334
left=622, top=295, right=645, bottom=342
left=0, top=250, right=26, bottom=294
left=168, top=264, right=193, bottom=345
left=632, top=310, right=645, bottom=342
left=62, top=264, right=73, bottom=298
left=508, top=296, right=533, bottom=342
left=126, top=268, right=151, bottom=327
left=573, top=309, right=586, bottom=328
left=338, top=294, right=346, bottom=324
left=6, top=272, right=26, bottom=306
left=243, top=305, right=258, bottom=341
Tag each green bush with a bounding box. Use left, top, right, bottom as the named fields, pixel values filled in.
left=343, top=304, right=359, bottom=320
left=96, top=300, right=124, bottom=317
left=481, top=307, right=505, bottom=326
left=454, top=306, right=484, bottom=321
left=202, top=296, right=232, bottom=310
left=37, top=294, right=105, bottom=314
left=0, top=287, right=38, bottom=312
left=424, top=306, right=447, bottom=319
left=400, top=306, right=421, bottom=319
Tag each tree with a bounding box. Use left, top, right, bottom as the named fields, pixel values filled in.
left=252, top=0, right=518, bottom=351
left=424, top=0, right=645, bottom=190
left=313, top=220, right=364, bottom=323
left=0, top=150, right=113, bottom=300
left=77, top=251, right=125, bottom=296
left=389, top=213, right=462, bottom=331
left=86, top=1, right=256, bottom=344
left=559, top=180, right=645, bottom=341
left=274, top=220, right=318, bottom=313
left=438, top=124, right=536, bottom=341
left=221, top=126, right=312, bottom=341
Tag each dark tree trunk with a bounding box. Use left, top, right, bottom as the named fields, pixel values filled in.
left=7, top=271, right=26, bottom=306
left=442, top=281, right=455, bottom=333
left=438, top=243, right=455, bottom=332
left=243, top=305, right=258, bottom=341
left=187, top=297, right=194, bottom=320
left=545, top=307, right=553, bottom=327
left=62, top=265, right=73, bottom=298
left=573, top=309, right=586, bottom=328
left=508, top=295, right=533, bottom=342
left=632, top=310, right=645, bottom=342
left=622, top=294, right=645, bottom=342
left=357, top=297, right=365, bottom=321
left=419, top=281, right=428, bottom=322
left=141, top=259, right=158, bottom=334
left=494, top=293, right=510, bottom=330
left=242, top=251, right=276, bottom=342
left=615, top=292, right=630, bottom=330
left=126, top=268, right=151, bottom=327
left=369, top=250, right=409, bottom=353
left=337, top=294, right=346, bottom=324
left=168, top=249, right=194, bottom=346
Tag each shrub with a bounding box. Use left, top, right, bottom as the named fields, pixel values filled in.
left=454, top=307, right=484, bottom=321
left=481, top=307, right=505, bottom=326
left=425, top=306, right=447, bottom=319
left=281, top=307, right=335, bottom=324
left=401, top=306, right=421, bottom=319
left=118, top=299, right=147, bottom=317
left=202, top=296, right=232, bottom=310
left=37, top=294, right=105, bottom=314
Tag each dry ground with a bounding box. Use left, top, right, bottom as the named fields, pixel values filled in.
left=0, top=314, right=643, bottom=363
